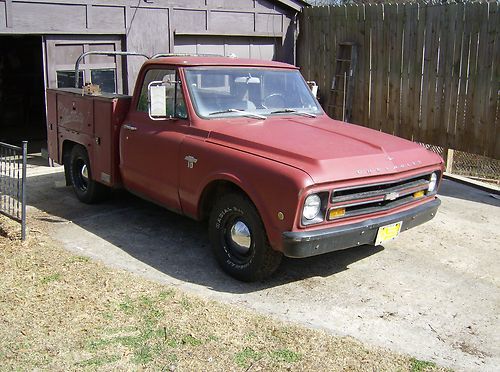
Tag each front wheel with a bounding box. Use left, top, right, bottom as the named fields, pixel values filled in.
left=209, top=193, right=282, bottom=282
left=68, top=145, right=109, bottom=203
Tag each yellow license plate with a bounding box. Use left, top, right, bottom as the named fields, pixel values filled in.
left=375, top=221, right=402, bottom=245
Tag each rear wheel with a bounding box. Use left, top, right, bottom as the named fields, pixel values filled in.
left=68, top=145, right=109, bottom=203
left=209, top=193, right=282, bottom=282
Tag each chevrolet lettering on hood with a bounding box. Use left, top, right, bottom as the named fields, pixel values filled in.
left=356, top=160, right=423, bottom=175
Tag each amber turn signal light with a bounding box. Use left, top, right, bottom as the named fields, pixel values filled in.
left=328, top=207, right=346, bottom=220
left=413, top=190, right=425, bottom=198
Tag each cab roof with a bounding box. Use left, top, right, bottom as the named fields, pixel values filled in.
left=142, top=56, right=298, bottom=70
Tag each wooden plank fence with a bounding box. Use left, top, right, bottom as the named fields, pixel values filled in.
left=298, top=2, right=500, bottom=160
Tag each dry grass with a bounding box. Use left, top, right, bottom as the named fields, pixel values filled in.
left=0, top=215, right=446, bottom=371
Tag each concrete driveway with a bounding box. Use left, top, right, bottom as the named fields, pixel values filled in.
left=26, top=160, right=499, bottom=371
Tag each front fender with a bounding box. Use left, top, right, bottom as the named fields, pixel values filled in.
left=178, top=138, right=313, bottom=250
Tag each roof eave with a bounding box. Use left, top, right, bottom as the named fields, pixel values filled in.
left=274, top=0, right=309, bottom=12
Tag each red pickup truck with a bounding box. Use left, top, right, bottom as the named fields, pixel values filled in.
left=46, top=54, right=443, bottom=281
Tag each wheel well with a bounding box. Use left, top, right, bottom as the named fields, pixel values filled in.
left=61, top=141, right=82, bottom=186
left=62, top=140, right=82, bottom=164
left=199, top=180, right=247, bottom=221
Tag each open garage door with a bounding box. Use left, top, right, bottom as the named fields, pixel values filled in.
left=0, top=36, right=46, bottom=145
left=174, top=35, right=279, bottom=61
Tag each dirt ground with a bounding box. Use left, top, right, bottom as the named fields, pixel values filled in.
left=23, top=158, right=500, bottom=371
left=2, top=216, right=427, bottom=371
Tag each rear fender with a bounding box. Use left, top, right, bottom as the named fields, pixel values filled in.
left=61, top=138, right=94, bottom=186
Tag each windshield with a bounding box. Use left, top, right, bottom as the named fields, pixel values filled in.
left=184, top=67, right=322, bottom=119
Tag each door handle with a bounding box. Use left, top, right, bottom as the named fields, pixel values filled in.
left=123, top=124, right=137, bottom=131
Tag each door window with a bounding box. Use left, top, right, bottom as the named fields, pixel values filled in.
left=137, top=69, right=187, bottom=119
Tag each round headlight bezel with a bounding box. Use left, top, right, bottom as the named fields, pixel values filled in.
left=428, top=172, right=438, bottom=193
left=303, top=194, right=321, bottom=221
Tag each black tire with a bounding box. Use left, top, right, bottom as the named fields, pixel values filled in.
left=68, top=145, right=109, bottom=204
left=209, top=193, right=282, bottom=282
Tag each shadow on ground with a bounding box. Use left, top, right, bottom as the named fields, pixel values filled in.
left=27, top=170, right=385, bottom=293
left=26, top=153, right=51, bottom=167
left=439, top=179, right=500, bottom=207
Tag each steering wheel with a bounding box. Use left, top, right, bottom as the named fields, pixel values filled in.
left=262, top=93, right=286, bottom=109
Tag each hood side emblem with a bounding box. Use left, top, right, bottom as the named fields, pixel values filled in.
left=184, top=155, right=198, bottom=169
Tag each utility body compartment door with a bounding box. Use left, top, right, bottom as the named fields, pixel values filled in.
left=56, top=94, right=94, bottom=135
left=92, top=97, right=131, bottom=187
left=46, top=90, right=59, bottom=163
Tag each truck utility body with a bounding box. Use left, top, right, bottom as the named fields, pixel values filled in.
left=46, top=55, right=443, bottom=281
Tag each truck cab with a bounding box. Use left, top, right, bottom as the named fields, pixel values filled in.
left=46, top=55, right=443, bottom=282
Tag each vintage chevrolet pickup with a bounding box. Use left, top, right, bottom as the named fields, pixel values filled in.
left=46, top=54, right=443, bottom=281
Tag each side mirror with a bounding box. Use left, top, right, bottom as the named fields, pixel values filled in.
left=148, top=81, right=167, bottom=120
left=306, top=81, right=318, bottom=98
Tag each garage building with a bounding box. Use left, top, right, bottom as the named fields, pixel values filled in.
left=0, top=0, right=306, bottom=147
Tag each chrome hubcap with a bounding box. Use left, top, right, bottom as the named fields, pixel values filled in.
left=81, top=164, right=88, bottom=181
left=229, top=221, right=251, bottom=254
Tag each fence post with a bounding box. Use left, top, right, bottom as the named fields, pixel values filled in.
left=443, top=148, right=454, bottom=174
left=446, top=149, right=454, bottom=174
left=21, top=141, right=27, bottom=241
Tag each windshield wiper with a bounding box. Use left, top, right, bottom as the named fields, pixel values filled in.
left=208, top=109, right=266, bottom=120
left=270, top=109, right=317, bottom=118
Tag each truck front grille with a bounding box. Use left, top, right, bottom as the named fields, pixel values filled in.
left=328, top=173, right=436, bottom=220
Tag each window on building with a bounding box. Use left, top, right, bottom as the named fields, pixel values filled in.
left=56, top=71, right=84, bottom=89
left=91, top=69, right=116, bottom=93
left=56, top=69, right=117, bottom=94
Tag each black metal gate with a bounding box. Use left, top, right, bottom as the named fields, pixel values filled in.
left=0, top=141, right=27, bottom=240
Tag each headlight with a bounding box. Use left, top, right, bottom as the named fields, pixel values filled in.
left=303, top=194, right=321, bottom=220
left=428, top=172, right=438, bottom=192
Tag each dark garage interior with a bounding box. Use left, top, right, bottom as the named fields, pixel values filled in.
left=0, top=36, right=46, bottom=149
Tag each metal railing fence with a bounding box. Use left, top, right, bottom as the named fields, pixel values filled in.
left=0, top=141, right=27, bottom=240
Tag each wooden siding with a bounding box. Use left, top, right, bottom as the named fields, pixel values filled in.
left=13, top=2, right=86, bottom=31
left=0, top=2, right=7, bottom=28
left=211, top=11, right=255, bottom=33
left=125, top=6, right=170, bottom=91
left=298, top=3, right=500, bottom=160
left=174, top=35, right=278, bottom=61
left=91, top=6, right=126, bottom=30
left=0, top=0, right=296, bottom=36
left=173, top=9, right=206, bottom=33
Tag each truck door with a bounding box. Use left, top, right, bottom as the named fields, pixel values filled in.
left=119, top=68, right=189, bottom=212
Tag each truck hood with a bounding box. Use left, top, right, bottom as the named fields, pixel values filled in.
left=206, top=116, right=443, bottom=183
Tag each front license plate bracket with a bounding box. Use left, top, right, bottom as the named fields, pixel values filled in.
left=375, top=221, right=402, bottom=246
